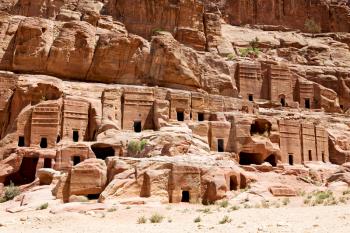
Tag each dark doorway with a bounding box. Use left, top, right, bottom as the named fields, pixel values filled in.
left=18, top=136, right=25, bottom=147
left=305, top=99, right=310, bottom=109
left=134, top=121, right=142, bottom=133
left=229, top=176, right=238, bottom=191
left=5, top=157, right=39, bottom=185
left=248, top=94, right=254, bottom=102
left=177, top=111, right=184, bottom=121
left=87, top=194, right=100, bottom=200
left=288, top=154, right=294, bottom=165
left=280, top=97, right=286, bottom=107
left=217, top=139, right=224, bottom=152
left=91, top=145, right=115, bottom=160
left=198, top=112, right=204, bottom=121
left=264, top=155, right=277, bottom=167
left=239, top=152, right=262, bottom=165
left=322, top=152, right=325, bottom=162
left=308, top=150, right=312, bottom=161
left=44, top=158, right=52, bottom=168
left=73, top=156, right=81, bottom=166
left=73, top=130, right=79, bottom=142
left=56, top=135, right=61, bottom=143
left=40, top=137, right=48, bottom=148
left=181, top=190, right=190, bottom=202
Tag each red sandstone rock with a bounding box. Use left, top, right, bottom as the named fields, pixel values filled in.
left=269, top=185, right=297, bottom=197
left=1, top=0, right=350, bottom=206
left=70, top=158, right=107, bottom=196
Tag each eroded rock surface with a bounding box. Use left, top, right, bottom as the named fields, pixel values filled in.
left=1, top=0, right=350, bottom=205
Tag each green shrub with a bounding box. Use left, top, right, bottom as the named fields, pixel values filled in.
left=227, top=53, right=236, bottom=61
left=219, top=215, right=232, bottom=224
left=343, top=189, right=350, bottom=196
left=152, top=28, right=164, bottom=35
left=137, top=216, right=147, bottom=224
left=230, top=205, right=240, bottom=211
left=339, top=197, right=347, bottom=204
left=312, top=191, right=334, bottom=205
left=239, top=37, right=260, bottom=58
left=239, top=47, right=260, bottom=58
left=36, top=202, right=49, bottom=210
left=0, top=182, right=20, bottom=203
left=149, top=213, right=164, bottom=223
left=128, top=139, right=148, bottom=156
left=198, top=207, right=211, bottom=214
left=261, top=200, right=270, bottom=208
left=304, top=19, right=321, bottom=34
left=194, top=216, right=201, bottom=223
left=128, top=141, right=141, bottom=153
left=282, top=198, right=290, bottom=206
left=218, top=200, right=229, bottom=208
left=140, top=139, right=148, bottom=151
left=107, top=207, right=117, bottom=212
left=249, top=37, right=259, bottom=49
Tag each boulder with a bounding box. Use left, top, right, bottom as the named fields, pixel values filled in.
left=37, top=168, right=60, bottom=185
left=268, top=185, right=297, bottom=197
left=70, top=159, right=107, bottom=196
left=0, top=153, right=23, bottom=183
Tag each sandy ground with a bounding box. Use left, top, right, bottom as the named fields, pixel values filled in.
left=1, top=203, right=350, bottom=233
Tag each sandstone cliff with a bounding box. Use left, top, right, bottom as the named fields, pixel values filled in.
left=1, top=0, right=350, bottom=204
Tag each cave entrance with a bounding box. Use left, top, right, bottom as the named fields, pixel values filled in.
left=87, top=194, right=100, bottom=200
left=18, top=136, right=25, bottom=147
left=73, top=130, right=79, bottom=142
left=134, top=121, right=142, bottom=133
left=280, top=97, right=286, bottom=107
left=181, top=190, right=190, bottom=202
left=305, top=98, right=310, bottom=109
left=177, top=111, right=184, bottom=121
left=40, top=137, right=48, bottom=148
left=73, top=156, right=81, bottom=166
left=250, top=119, right=272, bottom=136
left=264, top=154, right=277, bottom=167
left=198, top=112, right=204, bottom=121
left=288, top=154, right=294, bottom=165
left=5, top=157, right=38, bottom=185
left=229, top=176, right=238, bottom=191
left=44, top=158, right=52, bottom=168
left=56, top=135, right=61, bottom=143
left=248, top=94, right=254, bottom=102
left=239, top=152, right=262, bottom=165
left=308, top=150, right=312, bottom=161
left=217, top=139, right=224, bottom=152
left=91, top=145, right=115, bottom=160
left=322, top=152, right=325, bottom=162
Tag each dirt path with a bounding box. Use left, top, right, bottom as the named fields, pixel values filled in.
left=1, top=203, right=350, bottom=233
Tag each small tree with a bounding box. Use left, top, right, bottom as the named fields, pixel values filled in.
left=305, top=19, right=321, bottom=34
left=239, top=37, right=260, bottom=58
left=127, top=139, right=149, bottom=157
left=0, top=182, right=21, bottom=203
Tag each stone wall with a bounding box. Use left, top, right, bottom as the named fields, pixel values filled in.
left=278, top=119, right=302, bottom=164
left=62, top=98, right=90, bottom=142
left=122, top=86, right=154, bottom=131
left=30, top=102, right=60, bottom=148
left=223, top=0, right=350, bottom=32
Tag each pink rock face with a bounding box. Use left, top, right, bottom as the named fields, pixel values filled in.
left=47, top=21, right=96, bottom=79
left=13, top=17, right=54, bottom=72
left=223, top=0, right=350, bottom=33
left=1, top=0, right=350, bottom=205
left=70, top=159, right=107, bottom=196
